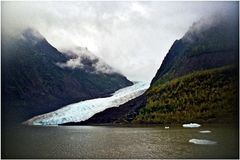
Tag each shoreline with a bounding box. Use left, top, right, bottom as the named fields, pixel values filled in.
left=58, top=121, right=239, bottom=128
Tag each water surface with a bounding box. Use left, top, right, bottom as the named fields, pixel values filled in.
left=2, top=124, right=238, bottom=158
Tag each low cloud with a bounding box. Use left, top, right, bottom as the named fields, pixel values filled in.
left=56, top=47, right=118, bottom=74
left=2, top=1, right=238, bottom=81
left=183, top=7, right=239, bottom=43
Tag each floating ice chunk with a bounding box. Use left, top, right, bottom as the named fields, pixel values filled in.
left=189, top=139, right=217, bottom=145
left=182, top=123, right=201, bottom=128
left=165, top=126, right=169, bottom=129
left=199, top=130, right=211, bottom=133
left=24, top=82, right=150, bottom=126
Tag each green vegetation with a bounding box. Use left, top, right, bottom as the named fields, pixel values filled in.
left=133, top=66, right=238, bottom=124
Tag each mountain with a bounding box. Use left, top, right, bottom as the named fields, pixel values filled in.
left=1, top=28, right=133, bottom=124
left=78, top=13, right=239, bottom=125
left=134, top=13, right=239, bottom=124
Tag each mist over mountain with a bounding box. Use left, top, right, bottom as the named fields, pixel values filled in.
left=57, top=47, right=119, bottom=74
left=3, top=1, right=237, bottom=82
left=151, top=12, right=239, bottom=85
left=2, top=28, right=133, bottom=124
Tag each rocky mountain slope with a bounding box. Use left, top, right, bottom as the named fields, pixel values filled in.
left=2, top=28, right=133, bottom=123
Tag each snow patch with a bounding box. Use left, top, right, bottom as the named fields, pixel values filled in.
left=182, top=123, right=201, bottom=128
left=24, top=82, right=150, bottom=126
left=189, top=139, right=217, bottom=145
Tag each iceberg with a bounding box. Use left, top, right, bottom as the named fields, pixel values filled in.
left=199, top=130, right=211, bottom=133
left=24, top=82, right=150, bottom=126
left=189, top=139, right=217, bottom=145
left=182, top=123, right=201, bottom=128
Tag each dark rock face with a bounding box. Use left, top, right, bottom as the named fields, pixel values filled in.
left=1, top=28, right=133, bottom=124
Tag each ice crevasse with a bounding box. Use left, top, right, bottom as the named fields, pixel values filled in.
left=24, top=82, right=150, bottom=126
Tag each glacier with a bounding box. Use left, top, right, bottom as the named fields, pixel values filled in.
left=24, top=82, right=150, bottom=126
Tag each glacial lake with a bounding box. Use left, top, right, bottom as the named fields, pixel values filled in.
left=2, top=124, right=238, bottom=159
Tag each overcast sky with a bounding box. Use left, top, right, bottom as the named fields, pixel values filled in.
left=2, top=1, right=237, bottom=81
